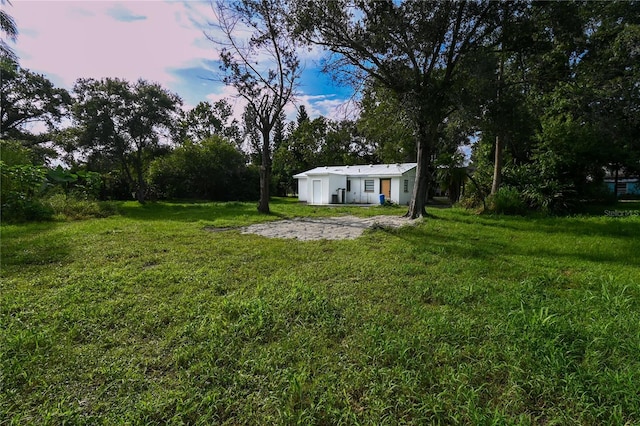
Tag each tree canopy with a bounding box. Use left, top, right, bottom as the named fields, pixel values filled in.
left=177, top=100, right=241, bottom=146
left=1, top=66, right=72, bottom=140
left=293, top=0, right=502, bottom=217
left=211, top=0, right=301, bottom=214
left=0, top=0, right=18, bottom=65
left=71, top=78, right=182, bottom=203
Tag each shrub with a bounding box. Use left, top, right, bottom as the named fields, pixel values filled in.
left=45, top=194, right=119, bottom=220
left=505, top=161, right=577, bottom=214
left=46, top=166, right=103, bottom=200
left=149, top=137, right=258, bottom=201
left=488, top=186, right=527, bottom=215
left=458, top=190, right=487, bottom=211
left=1, top=162, right=53, bottom=222
left=0, top=140, right=32, bottom=166
left=100, top=170, right=134, bottom=200
left=3, top=199, right=54, bottom=222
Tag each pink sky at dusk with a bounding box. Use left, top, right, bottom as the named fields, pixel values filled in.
left=9, top=0, right=350, bottom=120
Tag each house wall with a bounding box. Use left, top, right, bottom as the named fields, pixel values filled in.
left=398, top=169, right=416, bottom=205
left=628, top=182, right=640, bottom=195
left=311, top=176, right=329, bottom=204
left=322, top=174, right=347, bottom=204
left=343, top=174, right=416, bottom=205
left=606, top=182, right=615, bottom=194
left=297, top=178, right=308, bottom=202
left=389, top=177, right=400, bottom=204
left=303, top=174, right=347, bottom=204
left=345, top=177, right=360, bottom=203
left=328, top=174, right=347, bottom=203
left=347, top=177, right=382, bottom=204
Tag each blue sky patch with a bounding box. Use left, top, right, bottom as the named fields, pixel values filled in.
left=169, top=65, right=221, bottom=106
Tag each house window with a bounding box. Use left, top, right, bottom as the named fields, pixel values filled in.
left=346, top=180, right=351, bottom=191
left=364, top=179, right=374, bottom=192
left=404, top=179, right=409, bottom=193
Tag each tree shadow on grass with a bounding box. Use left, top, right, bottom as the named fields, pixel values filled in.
left=435, top=209, right=640, bottom=241
left=1, top=222, right=71, bottom=268
left=115, top=198, right=389, bottom=225
left=382, top=212, right=640, bottom=270
left=117, top=201, right=285, bottom=224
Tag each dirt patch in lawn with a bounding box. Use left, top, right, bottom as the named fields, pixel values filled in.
left=238, top=215, right=418, bottom=241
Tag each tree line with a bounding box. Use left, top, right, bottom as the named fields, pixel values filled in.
left=2, top=0, right=639, bottom=221
left=0, top=63, right=402, bottom=221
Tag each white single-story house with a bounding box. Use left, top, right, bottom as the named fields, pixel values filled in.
left=294, top=163, right=417, bottom=205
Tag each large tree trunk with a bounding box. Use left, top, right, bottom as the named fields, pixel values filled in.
left=406, top=123, right=435, bottom=219
left=491, top=53, right=505, bottom=196
left=135, top=148, right=146, bottom=204
left=258, top=130, right=271, bottom=214
left=449, top=177, right=461, bottom=204
left=119, top=156, right=135, bottom=199
left=491, top=133, right=504, bottom=195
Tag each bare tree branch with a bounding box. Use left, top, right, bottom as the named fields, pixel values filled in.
left=208, top=0, right=301, bottom=214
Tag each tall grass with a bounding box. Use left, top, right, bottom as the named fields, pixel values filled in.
left=2, top=200, right=639, bottom=424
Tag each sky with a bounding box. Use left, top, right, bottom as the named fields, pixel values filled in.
left=9, top=0, right=355, bottom=121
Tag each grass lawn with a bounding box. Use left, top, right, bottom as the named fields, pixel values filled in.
left=2, top=198, right=640, bottom=424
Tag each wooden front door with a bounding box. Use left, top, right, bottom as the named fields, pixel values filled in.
left=380, top=179, right=391, bottom=200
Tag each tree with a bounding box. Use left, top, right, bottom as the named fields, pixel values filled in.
left=435, top=150, right=467, bottom=204
left=72, top=78, right=182, bottom=203
left=177, top=100, right=241, bottom=145
left=321, top=119, right=375, bottom=166
left=210, top=0, right=300, bottom=214
left=574, top=1, right=640, bottom=179
left=458, top=1, right=640, bottom=212
left=1, top=66, right=72, bottom=140
left=293, top=1, right=501, bottom=218
left=271, top=112, right=322, bottom=196
left=0, top=138, right=31, bottom=166
left=357, top=81, right=415, bottom=164
left=458, top=1, right=596, bottom=209
left=272, top=110, right=286, bottom=152
left=296, top=104, right=309, bottom=125
left=0, top=0, right=18, bottom=65
left=149, top=135, right=257, bottom=201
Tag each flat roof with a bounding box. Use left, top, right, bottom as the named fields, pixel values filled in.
left=294, top=163, right=417, bottom=178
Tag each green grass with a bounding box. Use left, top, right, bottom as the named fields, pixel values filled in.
left=2, top=199, right=640, bottom=424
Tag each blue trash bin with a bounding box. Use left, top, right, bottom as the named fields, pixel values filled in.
left=379, top=194, right=385, bottom=205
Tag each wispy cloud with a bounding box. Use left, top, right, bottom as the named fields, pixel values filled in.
left=293, top=94, right=357, bottom=121
left=11, top=0, right=352, bottom=123
left=106, top=5, right=147, bottom=23
left=13, top=1, right=212, bottom=88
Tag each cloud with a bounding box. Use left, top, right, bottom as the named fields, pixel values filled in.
left=68, top=7, right=95, bottom=18
left=203, top=89, right=353, bottom=126
left=206, top=85, right=249, bottom=121
left=203, top=88, right=351, bottom=128
left=12, top=1, right=213, bottom=89
left=106, top=5, right=147, bottom=22
left=292, top=94, right=357, bottom=122
left=10, top=0, right=353, bottom=127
